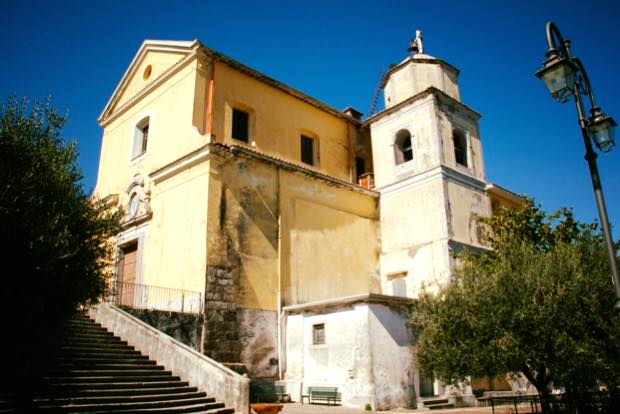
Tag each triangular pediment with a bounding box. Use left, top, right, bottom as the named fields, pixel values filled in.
left=99, top=39, right=200, bottom=125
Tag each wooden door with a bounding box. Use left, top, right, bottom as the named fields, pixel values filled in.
left=118, top=243, right=138, bottom=306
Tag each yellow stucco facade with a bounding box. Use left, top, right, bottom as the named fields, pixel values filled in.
left=95, top=40, right=378, bottom=313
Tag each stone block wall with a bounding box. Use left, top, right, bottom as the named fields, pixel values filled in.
left=204, top=265, right=241, bottom=363
left=119, top=306, right=203, bottom=350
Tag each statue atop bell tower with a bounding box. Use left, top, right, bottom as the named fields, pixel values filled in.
left=408, top=29, right=424, bottom=55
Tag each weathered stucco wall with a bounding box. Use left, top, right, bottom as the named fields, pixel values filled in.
left=238, top=308, right=278, bottom=379
left=370, top=95, right=441, bottom=189
left=202, top=148, right=379, bottom=375
left=280, top=172, right=380, bottom=305
left=212, top=61, right=354, bottom=181
left=206, top=149, right=380, bottom=310
left=446, top=181, right=489, bottom=248
left=436, top=99, right=485, bottom=181
left=283, top=299, right=416, bottom=410
left=206, top=153, right=280, bottom=311
left=145, top=161, right=210, bottom=292
left=379, top=176, right=451, bottom=296
left=384, top=60, right=460, bottom=109
left=284, top=305, right=373, bottom=407
left=368, top=303, right=416, bottom=410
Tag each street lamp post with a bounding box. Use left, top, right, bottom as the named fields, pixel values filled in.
left=535, top=21, right=620, bottom=309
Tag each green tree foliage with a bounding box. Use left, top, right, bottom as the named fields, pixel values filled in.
left=411, top=199, right=620, bottom=397
left=0, top=97, right=120, bottom=359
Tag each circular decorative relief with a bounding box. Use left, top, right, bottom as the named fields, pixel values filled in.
left=143, top=64, right=152, bottom=80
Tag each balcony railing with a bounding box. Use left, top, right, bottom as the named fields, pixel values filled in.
left=109, top=281, right=204, bottom=314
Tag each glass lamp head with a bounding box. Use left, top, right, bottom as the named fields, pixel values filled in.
left=536, top=53, right=577, bottom=103
left=588, top=108, right=616, bottom=152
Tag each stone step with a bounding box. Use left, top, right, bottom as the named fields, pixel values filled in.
left=421, top=397, right=454, bottom=410
left=60, top=342, right=137, bottom=351
left=428, top=403, right=455, bottom=410
left=66, top=319, right=103, bottom=327
left=50, top=363, right=165, bottom=372
left=423, top=398, right=449, bottom=406
left=45, top=369, right=173, bottom=379
left=58, top=348, right=143, bottom=357
left=40, top=380, right=191, bottom=390
left=42, top=374, right=181, bottom=383
left=55, top=356, right=153, bottom=364
left=61, top=337, right=129, bottom=347
left=0, top=385, right=200, bottom=401
left=83, top=404, right=233, bottom=414
left=34, top=391, right=210, bottom=406
left=65, top=328, right=116, bottom=336
left=37, top=397, right=225, bottom=412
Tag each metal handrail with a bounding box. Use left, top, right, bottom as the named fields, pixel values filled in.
left=108, top=281, right=203, bottom=314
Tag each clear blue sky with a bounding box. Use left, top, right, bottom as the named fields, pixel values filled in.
left=1, top=0, right=619, bottom=236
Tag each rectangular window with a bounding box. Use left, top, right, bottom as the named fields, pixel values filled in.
left=355, top=157, right=365, bottom=181
left=132, top=117, right=150, bottom=159
left=301, top=135, right=314, bottom=165
left=232, top=108, right=249, bottom=143
left=392, top=278, right=407, bottom=297
left=312, top=323, right=325, bottom=345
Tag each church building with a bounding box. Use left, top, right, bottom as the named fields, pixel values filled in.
left=94, top=33, right=521, bottom=410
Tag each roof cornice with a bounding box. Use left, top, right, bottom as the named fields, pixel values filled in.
left=283, top=293, right=415, bottom=313
left=382, top=55, right=460, bottom=88
left=363, top=86, right=481, bottom=126
left=209, top=142, right=379, bottom=197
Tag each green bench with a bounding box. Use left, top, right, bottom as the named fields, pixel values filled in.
left=251, top=381, right=290, bottom=403
left=301, top=386, right=341, bottom=405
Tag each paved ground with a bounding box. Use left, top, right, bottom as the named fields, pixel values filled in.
left=273, top=403, right=507, bottom=414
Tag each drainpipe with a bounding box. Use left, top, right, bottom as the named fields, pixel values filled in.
left=276, top=167, right=284, bottom=381
left=347, top=123, right=354, bottom=182
left=206, top=60, right=215, bottom=137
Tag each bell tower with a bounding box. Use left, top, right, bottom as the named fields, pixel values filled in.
left=367, top=31, right=491, bottom=298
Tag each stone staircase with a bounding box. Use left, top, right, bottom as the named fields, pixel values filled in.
left=0, top=313, right=234, bottom=413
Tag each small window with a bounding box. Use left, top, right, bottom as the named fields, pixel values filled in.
left=232, top=108, right=249, bottom=143
left=394, top=129, right=413, bottom=165
left=312, top=323, right=325, bottom=345
left=355, top=157, right=365, bottom=181
left=132, top=117, right=149, bottom=158
left=392, top=278, right=407, bottom=297
left=453, top=129, right=468, bottom=167
left=301, top=135, right=315, bottom=166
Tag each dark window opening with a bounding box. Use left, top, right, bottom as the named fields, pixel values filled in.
left=133, top=117, right=150, bottom=158
left=232, top=108, right=249, bottom=143
left=394, top=129, right=413, bottom=165
left=355, top=157, right=365, bottom=181
left=313, top=323, right=325, bottom=345
left=140, top=124, right=149, bottom=154
left=301, top=135, right=315, bottom=165
left=453, top=129, right=468, bottom=167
